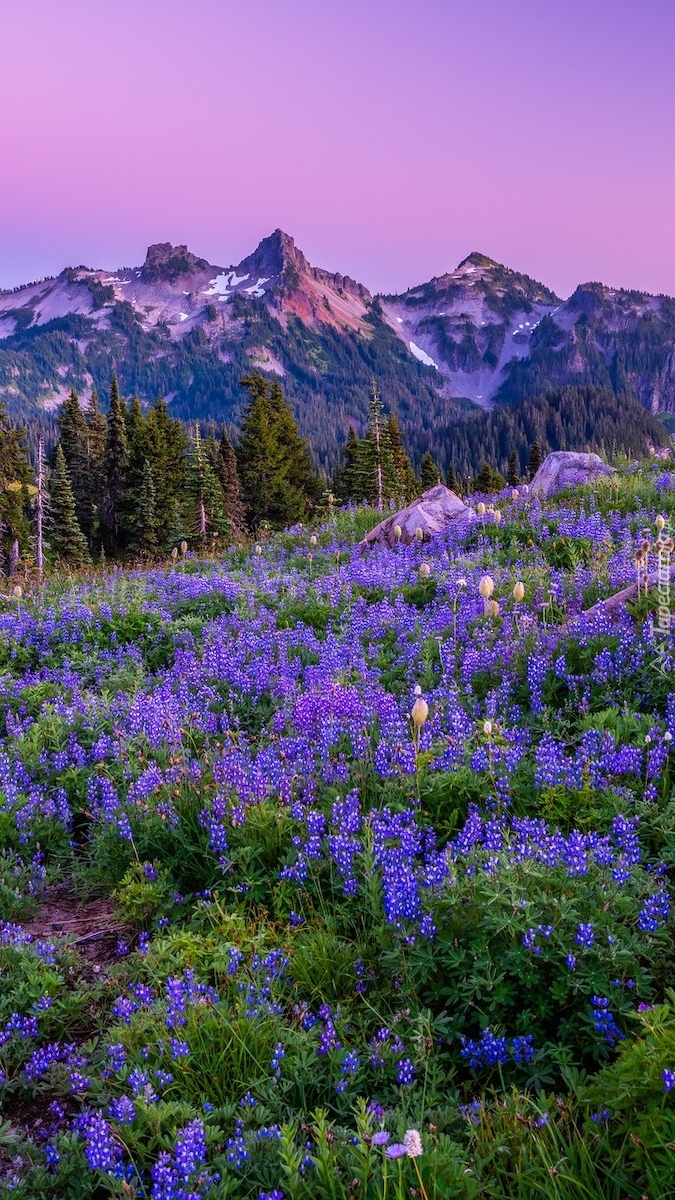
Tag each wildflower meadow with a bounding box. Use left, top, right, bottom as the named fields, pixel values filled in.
left=1, top=465, right=675, bottom=1199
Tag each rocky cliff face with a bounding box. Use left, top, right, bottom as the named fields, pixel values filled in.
left=0, top=232, right=673, bottom=466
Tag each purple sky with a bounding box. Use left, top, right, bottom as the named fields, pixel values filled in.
left=1, top=0, right=673, bottom=298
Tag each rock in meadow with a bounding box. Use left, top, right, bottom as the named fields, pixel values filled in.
left=361, top=484, right=474, bottom=548
left=530, top=451, right=615, bottom=498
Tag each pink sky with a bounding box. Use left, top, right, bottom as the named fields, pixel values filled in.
left=1, top=0, right=673, bottom=298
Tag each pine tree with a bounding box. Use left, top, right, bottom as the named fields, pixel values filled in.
left=419, top=450, right=441, bottom=490
left=237, top=373, right=316, bottom=529
left=528, top=440, right=543, bottom=479
left=354, top=382, right=398, bottom=509
left=83, top=391, right=107, bottom=547
left=474, top=461, right=506, bottom=494
left=102, top=376, right=129, bottom=548
left=387, top=414, right=418, bottom=501
left=338, top=426, right=361, bottom=501
left=507, top=450, right=520, bottom=487
left=144, top=398, right=189, bottom=546
left=57, top=389, right=90, bottom=535
left=217, top=428, right=247, bottom=541
left=446, top=462, right=460, bottom=494
left=0, top=404, right=34, bottom=564
left=184, top=424, right=227, bottom=548
left=49, top=444, right=90, bottom=564
left=35, top=437, right=45, bottom=578
left=267, top=379, right=318, bottom=511
left=130, top=460, right=159, bottom=559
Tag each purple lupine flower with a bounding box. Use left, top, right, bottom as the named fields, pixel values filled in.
left=174, top=1118, right=207, bottom=1179
left=574, top=923, right=595, bottom=949
left=75, top=1111, right=120, bottom=1172
left=108, top=1096, right=136, bottom=1125
left=396, top=1057, right=415, bottom=1085
left=590, top=996, right=624, bottom=1047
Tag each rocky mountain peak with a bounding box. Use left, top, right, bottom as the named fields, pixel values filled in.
left=235, top=229, right=310, bottom=287
left=456, top=251, right=500, bottom=271
left=140, top=242, right=213, bottom=284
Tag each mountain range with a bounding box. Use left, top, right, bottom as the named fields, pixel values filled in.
left=1, top=230, right=673, bottom=472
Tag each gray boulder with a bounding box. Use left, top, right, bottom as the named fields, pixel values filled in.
left=361, top=484, right=474, bottom=549
left=530, top=451, right=615, bottom=498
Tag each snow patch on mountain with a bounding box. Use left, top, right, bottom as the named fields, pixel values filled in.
left=409, top=342, right=438, bottom=369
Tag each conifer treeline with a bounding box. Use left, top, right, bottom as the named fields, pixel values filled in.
left=0, top=373, right=667, bottom=572
left=49, top=373, right=324, bottom=563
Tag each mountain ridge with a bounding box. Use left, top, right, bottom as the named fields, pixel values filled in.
left=0, top=230, right=673, bottom=470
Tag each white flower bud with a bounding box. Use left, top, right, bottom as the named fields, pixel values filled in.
left=656, top=515, right=666, bottom=531
left=415, top=526, right=424, bottom=541
left=476, top=502, right=486, bottom=516
left=513, top=581, right=525, bottom=602
left=483, top=720, right=493, bottom=735
left=419, top=562, right=431, bottom=579
left=309, top=534, right=317, bottom=546
left=479, top=575, right=494, bottom=599
left=411, top=696, right=429, bottom=727
left=394, top=524, right=402, bottom=541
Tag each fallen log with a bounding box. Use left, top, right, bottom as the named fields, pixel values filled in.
left=583, top=564, right=675, bottom=617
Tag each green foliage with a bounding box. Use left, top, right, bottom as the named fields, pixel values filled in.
left=113, top=861, right=173, bottom=928
left=419, top=449, right=441, bottom=490
left=101, top=374, right=129, bottom=544
left=48, top=444, right=90, bottom=565
left=441, top=386, right=670, bottom=478
left=237, top=372, right=318, bottom=530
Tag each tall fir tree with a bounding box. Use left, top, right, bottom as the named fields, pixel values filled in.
left=184, top=424, right=227, bottom=547
left=0, top=404, right=34, bottom=564
left=474, top=461, right=506, bottom=494
left=83, top=390, right=107, bottom=547
left=507, top=450, right=520, bottom=487
left=217, top=427, right=248, bottom=541
left=35, top=437, right=46, bottom=578
left=419, top=450, right=441, bottom=490
left=130, top=459, right=159, bottom=559
left=144, top=398, right=189, bottom=545
left=337, top=426, right=361, bottom=501
left=49, top=444, right=90, bottom=565
left=446, top=462, right=460, bottom=494
left=354, top=382, right=398, bottom=508
left=267, top=378, right=318, bottom=510
left=102, top=376, right=129, bottom=548
left=236, top=373, right=316, bottom=529
left=387, top=414, right=418, bottom=501
left=57, top=390, right=90, bottom=536
left=528, top=439, right=543, bottom=479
